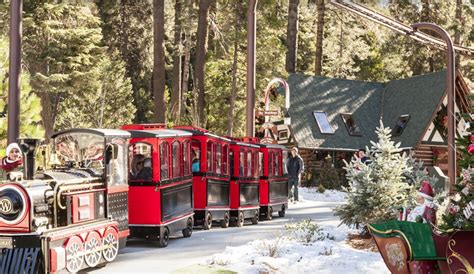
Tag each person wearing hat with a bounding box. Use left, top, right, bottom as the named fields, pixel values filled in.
left=0, top=143, right=24, bottom=181
left=407, top=181, right=437, bottom=224
left=286, top=147, right=304, bottom=202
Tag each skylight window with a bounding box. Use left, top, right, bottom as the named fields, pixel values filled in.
left=393, top=114, right=410, bottom=136
left=340, top=113, right=361, bottom=136
left=313, top=111, right=334, bottom=134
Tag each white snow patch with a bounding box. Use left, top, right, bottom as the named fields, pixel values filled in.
left=299, top=187, right=348, bottom=203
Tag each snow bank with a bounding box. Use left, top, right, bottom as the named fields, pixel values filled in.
left=203, top=223, right=388, bottom=274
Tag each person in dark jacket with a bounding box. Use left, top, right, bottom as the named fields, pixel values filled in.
left=286, top=147, right=304, bottom=201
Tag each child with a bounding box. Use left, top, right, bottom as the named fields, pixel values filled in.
left=0, top=143, right=23, bottom=180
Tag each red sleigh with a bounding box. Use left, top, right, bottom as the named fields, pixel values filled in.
left=368, top=221, right=474, bottom=274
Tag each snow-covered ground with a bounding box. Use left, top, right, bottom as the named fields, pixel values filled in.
left=202, top=188, right=389, bottom=274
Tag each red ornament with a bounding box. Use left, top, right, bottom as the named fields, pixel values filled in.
left=468, top=143, right=474, bottom=155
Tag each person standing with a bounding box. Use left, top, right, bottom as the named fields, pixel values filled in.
left=0, top=143, right=23, bottom=180
left=286, top=147, right=304, bottom=202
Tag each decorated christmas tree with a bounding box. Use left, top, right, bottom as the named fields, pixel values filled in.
left=335, top=122, right=413, bottom=231
left=440, top=134, right=474, bottom=230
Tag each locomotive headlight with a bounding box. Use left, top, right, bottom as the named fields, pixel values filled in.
left=0, top=185, right=28, bottom=225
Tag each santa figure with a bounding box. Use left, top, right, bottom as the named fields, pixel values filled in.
left=407, top=181, right=438, bottom=274
left=407, top=181, right=437, bottom=224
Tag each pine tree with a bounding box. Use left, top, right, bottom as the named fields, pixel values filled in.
left=0, top=36, right=44, bottom=146
left=335, top=122, right=413, bottom=231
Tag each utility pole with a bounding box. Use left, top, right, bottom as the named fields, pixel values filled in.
left=7, top=0, right=23, bottom=144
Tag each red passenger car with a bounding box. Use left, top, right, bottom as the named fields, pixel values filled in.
left=122, top=124, right=194, bottom=247
left=257, top=143, right=288, bottom=220
left=175, top=126, right=232, bottom=229
left=228, top=138, right=261, bottom=226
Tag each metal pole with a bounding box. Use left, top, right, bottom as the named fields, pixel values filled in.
left=412, top=22, right=456, bottom=193
left=246, top=0, right=258, bottom=137
left=7, top=0, right=23, bottom=144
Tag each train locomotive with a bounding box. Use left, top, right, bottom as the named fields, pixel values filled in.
left=0, top=129, right=131, bottom=273
left=0, top=124, right=288, bottom=273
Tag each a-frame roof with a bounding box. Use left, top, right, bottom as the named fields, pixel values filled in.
left=382, top=70, right=446, bottom=148
left=286, top=74, right=384, bottom=150
left=286, top=70, right=464, bottom=150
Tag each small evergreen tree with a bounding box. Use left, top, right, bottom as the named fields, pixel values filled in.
left=0, top=36, right=44, bottom=148
left=319, top=155, right=341, bottom=190
left=335, top=122, right=413, bottom=231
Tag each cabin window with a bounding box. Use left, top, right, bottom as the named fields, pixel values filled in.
left=129, top=142, right=153, bottom=182
left=313, top=111, right=334, bottom=134
left=216, top=144, right=222, bottom=174
left=253, top=151, right=259, bottom=177
left=183, top=141, right=191, bottom=176
left=160, top=142, right=170, bottom=180
left=282, top=150, right=288, bottom=175
left=207, top=141, right=213, bottom=172
left=275, top=152, right=280, bottom=176
left=247, top=151, right=252, bottom=177
left=240, top=150, right=245, bottom=176
left=393, top=114, right=410, bottom=136
left=191, top=140, right=201, bottom=173
left=341, top=113, right=361, bottom=136
left=172, top=141, right=181, bottom=178
left=222, top=144, right=228, bottom=175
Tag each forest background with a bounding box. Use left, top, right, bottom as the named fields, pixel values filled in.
left=0, top=0, right=472, bottom=144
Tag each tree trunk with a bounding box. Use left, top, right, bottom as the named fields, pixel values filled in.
left=454, top=0, right=463, bottom=67
left=153, top=0, right=166, bottom=123
left=181, top=0, right=193, bottom=119
left=171, top=0, right=183, bottom=124
left=285, top=0, right=300, bottom=73
left=227, top=0, right=242, bottom=136
left=207, top=0, right=217, bottom=53
left=314, top=0, right=325, bottom=76
left=195, top=0, right=211, bottom=126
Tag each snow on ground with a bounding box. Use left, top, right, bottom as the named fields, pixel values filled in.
left=202, top=188, right=388, bottom=274
left=298, top=187, right=347, bottom=203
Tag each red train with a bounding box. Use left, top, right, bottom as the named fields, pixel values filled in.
left=0, top=124, right=288, bottom=273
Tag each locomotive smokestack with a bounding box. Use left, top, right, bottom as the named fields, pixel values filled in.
left=18, top=138, right=41, bottom=180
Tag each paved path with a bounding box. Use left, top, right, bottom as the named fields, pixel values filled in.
left=86, top=197, right=343, bottom=273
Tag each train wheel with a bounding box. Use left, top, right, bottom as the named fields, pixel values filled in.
left=182, top=218, right=193, bottom=238
left=158, top=227, right=169, bottom=248
left=84, top=231, right=102, bottom=267
left=203, top=212, right=212, bottom=230
left=102, top=227, right=119, bottom=262
left=236, top=211, right=244, bottom=227
left=278, top=204, right=286, bottom=217
left=65, top=235, right=84, bottom=273
left=251, top=209, right=259, bottom=225
left=220, top=212, right=230, bottom=228
left=266, top=207, right=273, bottom=221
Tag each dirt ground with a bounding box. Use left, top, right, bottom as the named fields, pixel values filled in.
left=346, top=233, right=379, bottom=252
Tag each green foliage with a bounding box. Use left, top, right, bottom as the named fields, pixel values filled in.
left=285, top=219, right=335, bottom=243
left=335, top=122, right=413, bottom=231
left=319, top=155, right=342, bottom=190
left=317, top=184, right=326, bottom=193
left=439, top=133, right=474, bottom=230
left=0, top=36, right=44, bottom=145
left=21, top=2, right=135, bottom=134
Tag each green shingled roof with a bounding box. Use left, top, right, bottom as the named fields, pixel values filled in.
left=382, top=70, right=446, bottom=148
left=286, top=70, right=447, bottom=150
left=287, top=74, right=384, bottom=150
